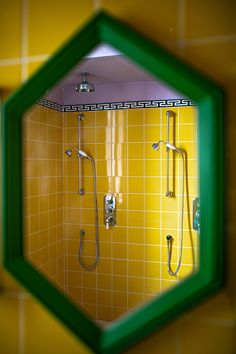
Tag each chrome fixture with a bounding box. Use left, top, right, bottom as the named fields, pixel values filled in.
left=104, top=194, right=116, bottom=229
left=78, top=114, right=85, bottom=195
left=166, top=110, right=175, bottom=198
left=193, top=197, right=200, bottom=231
left=75, top=72, right=95, bottom=93
left=64, top=147, right=99, bottom=270
left=64, top=147, right=91, bottom=160
left=152, top=140, right=185, bottom=276
left=152, top=140, right=179, bottom=152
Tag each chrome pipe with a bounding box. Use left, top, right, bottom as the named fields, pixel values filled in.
left=78, top=114, right=85, bottom=195
left=166, top=110, right=175, bottom=198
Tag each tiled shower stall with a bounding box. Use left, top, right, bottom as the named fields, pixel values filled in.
left=23, top=102, right=198, bottom=323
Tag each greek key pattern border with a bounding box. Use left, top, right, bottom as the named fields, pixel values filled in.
left=37, top=98, right=196, bottom=112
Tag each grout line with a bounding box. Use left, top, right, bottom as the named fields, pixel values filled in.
left=93, top=0, right=101, bottom=11
left=186, top=34, right=236, bottom=46
left=0, top=54, right=50, bottom=67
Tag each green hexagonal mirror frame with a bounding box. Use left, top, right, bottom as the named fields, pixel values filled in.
left=1, top=11, right=223, bottom=354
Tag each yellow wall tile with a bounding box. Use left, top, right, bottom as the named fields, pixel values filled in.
left=0, top=295, right=19, bottom=353
left=128, top=244, right=145, bottom=261
left=113, top=291, right=127, bottom=307
left=27, top=1, right=94, bottom=56
left=128, top=277, right=144, bottom=293
left=145, top=261, right=161, bottom=279
left=100, top=0, right=179, bottom=44
left=0, top=65, right=21, bottom=89
left=127, top=108, right=143, bottom=125
left=128, top=211, right=145, bottom=227
left=24, top=297, right=92, bottom=354
left=128, top=261, right=144, bottom=277
left=145, top=245, right=161, bottom=263
left=185, top=1, right=236, bottom=39
left=128, top=194, right=145, bottom=210
left=145, top=278, right=160, bottom=295
left=97, top=290, right=112, bottom=307
left=128, top=293, right=144, bottom=309
left=112, top=259, right=127, bottom=276
left=0, top=0, right=21, bottom=59
left=128, top=177, right=145, bottom=193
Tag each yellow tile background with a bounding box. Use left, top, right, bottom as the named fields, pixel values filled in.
left=1, top=1, right=236, bottom=353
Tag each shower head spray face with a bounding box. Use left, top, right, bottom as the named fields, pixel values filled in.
left=152, top=142, right=160, bottom=151
left=65, top=149, right=72, bottom=156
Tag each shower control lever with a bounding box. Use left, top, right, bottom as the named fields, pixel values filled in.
left=104, top=194, right=116, bottom=228
left=193, top=197, right=200, bottom=231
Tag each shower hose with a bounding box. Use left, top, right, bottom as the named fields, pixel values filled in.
left=167, top=150, right=185, bottom=276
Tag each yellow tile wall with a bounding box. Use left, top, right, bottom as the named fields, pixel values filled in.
left=23, top=104, right=65, bottom=290
left=63, top=106, right=198, bottom=322
left=1, top=1, right=236, bottom=354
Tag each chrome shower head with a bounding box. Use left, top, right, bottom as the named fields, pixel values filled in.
left=152, top=141, right=179, bottom=152
left=64, top=147, right=92, bottom=160
left=75, top=72, right=95, bottom=93
left=77, top=149, right=91, bottom=160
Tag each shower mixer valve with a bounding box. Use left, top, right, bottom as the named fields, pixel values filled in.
left=104, top=194, right=116, bottom=229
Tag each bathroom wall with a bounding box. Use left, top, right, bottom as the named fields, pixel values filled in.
left=1, top=2, right=236, bottom=354
left=23, top=104, right=65, bottom=290
left=23, top=102, right=197, bottom=324
left=63, top=105, right=198, bottom=322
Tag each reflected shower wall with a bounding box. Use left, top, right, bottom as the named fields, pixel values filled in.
left=23, top=105, right=64, bottom=290
left=23, top=103, right=198, bottom=324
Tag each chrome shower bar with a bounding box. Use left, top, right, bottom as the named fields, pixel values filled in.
left=78, top=114, right=85, bottom=195
left=166, top=110, right=175, bottom=198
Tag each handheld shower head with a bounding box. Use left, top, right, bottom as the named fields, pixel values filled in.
left=166, top=142, right=179, bottom=152
left=64, top=147, right=92, bottom=160
left=77, top=149, right=91, bottom=159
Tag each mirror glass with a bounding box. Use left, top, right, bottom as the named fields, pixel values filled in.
left=22, top=44, right=199, bottom=327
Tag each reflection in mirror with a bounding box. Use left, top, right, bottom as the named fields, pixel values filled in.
left=23, top=44, right=199, bottom=327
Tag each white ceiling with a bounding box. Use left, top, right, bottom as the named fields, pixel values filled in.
left=46, top=44, right=182, bottom=104
left=53, top=54, right=154, bottom=90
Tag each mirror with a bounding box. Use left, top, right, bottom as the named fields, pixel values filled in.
left=22, top=43, right=199, bottom=326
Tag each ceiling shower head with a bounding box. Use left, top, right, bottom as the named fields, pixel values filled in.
left=75, top=72, right=95, bottom=93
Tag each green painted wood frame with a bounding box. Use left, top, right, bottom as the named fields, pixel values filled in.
left=1, top=11, right=224, bottom=354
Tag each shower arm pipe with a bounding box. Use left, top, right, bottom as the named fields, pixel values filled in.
left=166, top=110, right=175, bottom=198
left=78, top=114, right=85, bottom=195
